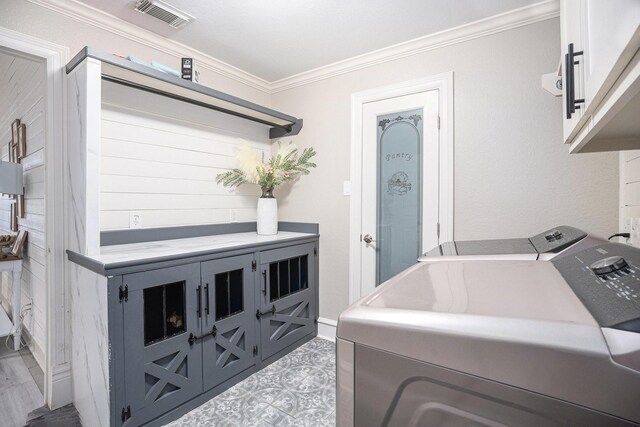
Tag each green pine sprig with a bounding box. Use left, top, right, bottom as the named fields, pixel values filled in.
left=216, top=144, right=317, bottom=189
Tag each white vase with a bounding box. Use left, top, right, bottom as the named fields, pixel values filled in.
left=257, top=187, right=278, bottom=235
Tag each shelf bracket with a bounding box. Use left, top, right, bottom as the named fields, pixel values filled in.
left=270, top=119, right=303, bottom=139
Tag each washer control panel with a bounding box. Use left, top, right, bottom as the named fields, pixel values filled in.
left=590, top=256, right=629, bottom=275
left=553, top=243, right=640, bottom=332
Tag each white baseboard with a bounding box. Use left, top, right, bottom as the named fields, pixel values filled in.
left=21, top=327, right=45, bottom=371
left=49, top=363, right=73, bottom=409
left=317, top=317, right=337, bottom=342
left=18, top=328, right=72, bottom=408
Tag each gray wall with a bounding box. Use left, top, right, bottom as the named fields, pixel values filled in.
left=271, top=18, right=619, bottom=321
left=0, top=0, right=270, bottom=106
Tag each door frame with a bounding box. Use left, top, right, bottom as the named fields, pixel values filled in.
left=0, top=27, right=70, bottom=408
left=349, top=73, right=454, bottom=304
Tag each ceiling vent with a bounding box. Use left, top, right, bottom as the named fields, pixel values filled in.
left=134, top=0, right=195, bottom=29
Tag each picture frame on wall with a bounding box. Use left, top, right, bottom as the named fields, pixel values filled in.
left=17, top=124, right=26, bottom=160
left=8, top=142, right=15, bottom=163
left=11, top=119, right=20, bottom=144
left=10, top=229, right=27, bottom=257
left=10, top=204, right=17, bottom=232
left=16, top=194, right=25, bottom=218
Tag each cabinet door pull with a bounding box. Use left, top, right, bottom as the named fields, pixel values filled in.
left=188, top=325, right=217, bottom=346
left=204, top=283, right=210, bottom=315
left=196, top=285, right=202, bottom=318
left=262, top=270, right=267, bottom=296
left=565, top=43, right=584, bottom=119
left=256, top=305, right=276, bottom=320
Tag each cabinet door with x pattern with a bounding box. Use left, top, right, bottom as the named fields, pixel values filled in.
left=201, top=254, right=257, bottom=391
left=258, top=243, right=317, bottom=360
left=122, top=263, right=203, bottom=426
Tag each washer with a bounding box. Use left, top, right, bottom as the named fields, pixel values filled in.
left=420, top=225, right=604, bottom=262
left=337, top=242, right=640, bottom=426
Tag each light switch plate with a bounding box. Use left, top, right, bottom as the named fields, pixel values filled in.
left=129, top=211, right=142, bottom=229
left=343, top=181, right=351, bottom=196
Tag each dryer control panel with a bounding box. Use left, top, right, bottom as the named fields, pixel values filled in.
left=423, top=225, right=587, bottom=258
left=529, top=225, right=588, bottom=254
left=553, top=243, right=640, bottom=332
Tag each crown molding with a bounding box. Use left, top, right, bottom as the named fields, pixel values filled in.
left=26, top=0, right=272, bottom=93
left=269, top=0, right=560, bottom=92
left=27, top=0, right=558, bottom=94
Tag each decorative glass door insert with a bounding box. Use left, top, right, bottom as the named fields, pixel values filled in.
left=376, top=109, right=423, bottom=285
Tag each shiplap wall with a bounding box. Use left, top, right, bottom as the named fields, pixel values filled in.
left=621, top=150, right=640, bottom=245
left=0, top=51, right=46, bottom=367
left=100, top=82, right=271, bottom=230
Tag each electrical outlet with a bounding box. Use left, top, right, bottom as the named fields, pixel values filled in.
left=129, top=211, right=142, bottom=229
left=229, top=209, right=237, bottom=223
left=631, top=218, right=640, bottom=247
left=625, top=218, right=633, bottom=232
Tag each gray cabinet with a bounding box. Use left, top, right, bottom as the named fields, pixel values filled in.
left=258, top=243, right=317, bottom=360
left=201, top=254, right=257, bottom=391
left=110, top=239, right=318, bottom=426
left=122, top=263, right=203, bottom=426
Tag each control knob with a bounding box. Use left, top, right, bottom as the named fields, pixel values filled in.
left=590, top=256, right=628, bottom=275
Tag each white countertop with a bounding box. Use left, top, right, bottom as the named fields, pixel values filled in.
left=94, top=231, right=316, bottom=266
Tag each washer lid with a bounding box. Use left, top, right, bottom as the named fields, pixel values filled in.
left=362, top=260, right=596, bottom=324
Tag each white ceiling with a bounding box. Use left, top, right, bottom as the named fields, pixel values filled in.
left=77, top=0, right=541, bottom=82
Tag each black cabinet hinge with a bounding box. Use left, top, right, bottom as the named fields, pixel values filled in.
left=121, top=406, right=131, bottom=422
left=314, top=317, right=318, bottom=325
left=119, top=285, right=128, bottom=303
left=314, top=247, right=317, bottom=256
left=252, top=345, right=258, bottom=356
left=252, top=260, right=257, bottom=271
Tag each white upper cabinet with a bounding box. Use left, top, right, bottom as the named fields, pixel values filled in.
left=583, top=0, right=640, bottom=106
left=561, top=0, right=585, bottom=140
left=561, top=0, right=640, bottom=153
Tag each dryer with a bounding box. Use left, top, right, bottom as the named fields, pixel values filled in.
left=420, top=225, right=603, bottom=261
left=337, top=242, right=640, bottom=426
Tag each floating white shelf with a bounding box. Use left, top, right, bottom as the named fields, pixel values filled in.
left=66, top=47, right=303, bottom=139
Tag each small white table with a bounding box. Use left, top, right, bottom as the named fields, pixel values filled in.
left=0, top=258, right=22, bottom=351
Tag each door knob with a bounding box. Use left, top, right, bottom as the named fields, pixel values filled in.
left=363, top=234, right=375, bottom=244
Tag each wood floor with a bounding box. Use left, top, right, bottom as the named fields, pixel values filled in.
left=0, top=337, right=44, bottom=427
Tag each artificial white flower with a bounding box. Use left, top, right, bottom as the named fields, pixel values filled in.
left=235, top=143, right=261, bottom=183
left=277, top=141, right=298, bottom=157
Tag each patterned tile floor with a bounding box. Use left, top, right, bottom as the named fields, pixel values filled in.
left=167, top=338, right=336, bottom=427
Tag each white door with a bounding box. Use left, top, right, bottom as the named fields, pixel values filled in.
left=360, top=90, right=440, bottom=296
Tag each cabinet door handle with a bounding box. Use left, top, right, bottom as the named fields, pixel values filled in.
left=262, top=270, right=267, bottom=296
left=565, top=43, right=584, bottom=119
left=196, top=285, right=202, bottom=318
left=565, top=50, right=572, bottom=119
left=204, top=283, right=210, bottom=315
left=188, top=325, right=217, bottom=346
left=256, top=305, right=276, bottom=320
